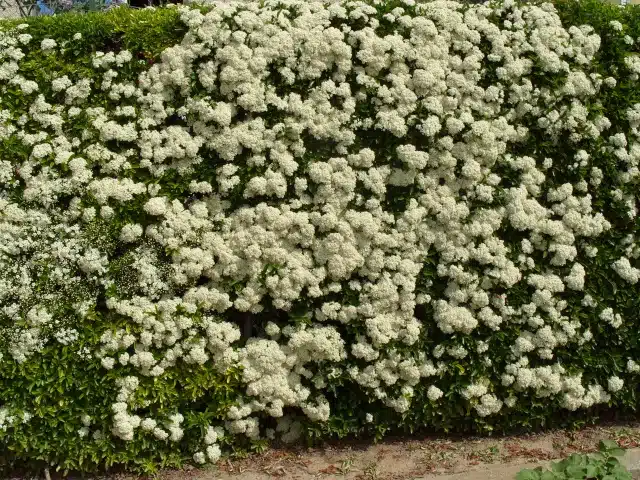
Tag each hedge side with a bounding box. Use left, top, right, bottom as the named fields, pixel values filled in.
left=0, top=0, right=639, bottom=475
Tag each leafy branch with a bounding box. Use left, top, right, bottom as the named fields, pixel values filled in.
left=516, top=440, right=632, bottom=480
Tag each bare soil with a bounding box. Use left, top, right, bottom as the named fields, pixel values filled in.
left=101, top=422, right=640, bottom=480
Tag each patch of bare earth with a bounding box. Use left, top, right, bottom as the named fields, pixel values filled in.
left=40, top=422, right=640, bottom=480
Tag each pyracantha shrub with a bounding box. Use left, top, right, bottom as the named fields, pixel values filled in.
left=0, top=0, right=639, bottom=474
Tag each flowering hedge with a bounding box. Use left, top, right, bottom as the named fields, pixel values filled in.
left=0, top=0, right=639, bottom=474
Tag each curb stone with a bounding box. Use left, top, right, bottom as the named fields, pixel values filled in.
left=623, top=447, right=640, bottom=479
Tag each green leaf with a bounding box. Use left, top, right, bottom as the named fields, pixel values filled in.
left=564, top=465, right=586, bottom=478
left=516, top=469, right=541, bottom=480
left=585, top=463, right=599, bottom=478
left=599, top=439, right=619, bottom=451
left=607, top=448, right=626, bottom=458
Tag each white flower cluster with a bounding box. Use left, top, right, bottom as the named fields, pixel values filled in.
left=0, top=202, right=102, bottom=362
left=0, top=406, right=31, bottom=432
left=612, top=257, right=639, bottom=284
left=0, top=0, right=638, bottom=463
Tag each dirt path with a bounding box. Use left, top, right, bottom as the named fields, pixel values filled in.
left=144, top=422, right=640, bottom=480
left=12, top=422, right=640, bottom=480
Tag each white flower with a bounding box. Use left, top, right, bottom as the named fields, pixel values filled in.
left=462, top=383, right=488, bottom=400
left=427, top=386, right=443, bottom=401
left=141, top=418, right=157, bottom=431
left=475, top=394, right=502, bottom=417
left=610, top=21, right=624, bottom=32
left=607, top=376, right=624, bottom=393
left=41, top=39, right=57, bottom=51
left=153, top=428, right=169, bottom=440
left=612, top=257, right=639, bottom=284
left=120, top=224, right=144, bottom=243
left=193, top=451, right=206, bottom=464
left=564, top=263, right=585, bottom=291
left=434, top=301, right=478, bottom=334
left=52, top=75, right=73, bottom=92
left=206, top=444, right=221, bottom=463
left=101, top=357, right=116, bottom=370
left=600, top=308, right=623, bottom=328
left=144, top=197, right=167, bottom=216
left=204, top=426, right=219, bottom=445
left=17, top=34, right=32, bottom=45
